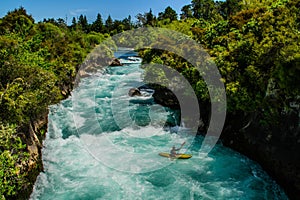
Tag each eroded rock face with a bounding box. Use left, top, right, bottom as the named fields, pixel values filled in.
left=152, top=87, right=180, bottom=109
left=17, top=112, right=48, bottom=200
left=138, top=84, right=180, bottom=109
left=221, top=110, right=300, bottom=200
left=128, top=88, right=142, bottom=97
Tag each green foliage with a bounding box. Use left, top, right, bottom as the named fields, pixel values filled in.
left=0, top=7, right=112, bottom=199
left=157, top=19, right=197, bottom=36
left=91, top=13, right=104, bottom=33
left=141, top=0, right=299, bottom=116
left=0, top=7, right=34, bottom=36
left=180, top=5, right=193, bottom=20
left=105, top=15, right=114, bottom=33
left=189, top=0, right=299, bottom=112
left=85, top=32, right=106, bottom=46
left=158, top=6, right=178, bottom=22
left=0, top=123, right=28, bottom=199
left=0, top=1, right=298, bottom=198
left=78, top=15, right=89, bottom=33
left=191, top=0, right=221, bottom=21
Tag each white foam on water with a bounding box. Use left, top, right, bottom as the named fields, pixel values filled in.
left=30, top=57, right=288, bottom=200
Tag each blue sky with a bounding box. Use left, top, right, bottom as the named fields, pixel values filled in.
left=0, top=0, right=192, bottom=24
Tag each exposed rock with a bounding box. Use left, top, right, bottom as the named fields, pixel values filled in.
left=61, top=90, right=67, bottom=96
left=18, top=111, right=48, bottom=199
left=153, top=88, right=180, bottom=109
left=110, top=58, right=123, bottom=66
left=78, top=66, right=95, bottom=79
left=140, top=84, right=180, bottom=109
left=61, top=85, right=72, bottom=98
left=77, top=57, right=122, bottom=79
left=128, top=88, right=142, bottom=97
left=221, top=110, right=300, bottom=200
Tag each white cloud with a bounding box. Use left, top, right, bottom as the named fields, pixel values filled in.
left=69, top=9, right=88, bottom=16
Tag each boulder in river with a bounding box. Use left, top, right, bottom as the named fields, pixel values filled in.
left=110, top=58, right=123, bottom=66
left=128, top=88, right=142, bottom=97
left=138, top=84, right=180, bottom=109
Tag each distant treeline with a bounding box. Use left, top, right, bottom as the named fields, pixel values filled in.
left=39, top=0, right=244, bottom=34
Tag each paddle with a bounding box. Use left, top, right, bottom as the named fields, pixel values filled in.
left=177, top=141, right=186, bottom=151
left=180, top=141, right=186, bottom=148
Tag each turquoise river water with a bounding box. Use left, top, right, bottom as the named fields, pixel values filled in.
left=30, top=51, right=288, bottom=200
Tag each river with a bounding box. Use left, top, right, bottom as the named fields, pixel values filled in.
left=30, top=50, right=288, bottom=199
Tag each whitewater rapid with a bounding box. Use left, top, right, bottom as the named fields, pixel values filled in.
left=30, top=51, right=287, bottom=199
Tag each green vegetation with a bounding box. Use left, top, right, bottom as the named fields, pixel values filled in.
left=140, top=0, right=299, bottom=116
left=0, top=123, right=28, bottom=199
left=137, top=2, right=299, bottom=197
left=0, top=0, right=299, bottom=199
left=0, top=7, right=111, bottom=199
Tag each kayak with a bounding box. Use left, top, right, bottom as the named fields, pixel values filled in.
left=159, top=152, right=192, bottom=159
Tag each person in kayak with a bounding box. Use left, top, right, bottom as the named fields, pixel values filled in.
left=170, top=142, right=186, bottom=158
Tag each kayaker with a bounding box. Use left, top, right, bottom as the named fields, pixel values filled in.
left=170, top=142, right=186, bottom=158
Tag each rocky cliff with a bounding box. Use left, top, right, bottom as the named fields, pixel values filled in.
left=17, top=112, right=48, bottom=200
left=221, top=109, right=300, bottom=200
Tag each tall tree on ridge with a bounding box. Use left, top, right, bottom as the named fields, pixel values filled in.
left=181, top=5, right=193, bottom=19
left=122, top=15, right=132, bottom=30
left=136, top=13, right=146, bottom=27
left=191, top=0, right=215, bottom=20
left=78, top=14, right=89, bottom=33
left=158, top=6, right=178, bottom=22
left=145, top=9, right=156, bottom=26
left=105, top=15, right=113, bottom=32
left=91, top=13, right=104, bottom=33
left=71, top=17, right=77, bottom=29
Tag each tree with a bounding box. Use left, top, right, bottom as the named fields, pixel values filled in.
left=158, top=6, right=178, bottom=22
left=91, top=13, right=104, bottom=33
left=181, top=5, right=193, bottom=19
left=71, top=17, right=77, bottom=29
left=112, top=20, right=124, bottom=33
left=122, top=15, right=132, bottom=30
left=145, top=9, right=156, bottom=26
left=135, top=9, right=156, bottom=27
left=191, top=0, right=216, bottom=20
left=42, top=18, right=66, bottom=28
left=105, top=15, right=113, bottom=33
left=0, top=7, right=34, bottom=35
left=56, top=18, right=66, bottom=27
left=136, top=13, right=146, bottom=27
left=0, top=123, right=28, bottom=199
left=217, top=0, right=242, bottom=19
left=78, top=14, right=89, bottom=33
